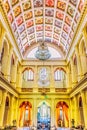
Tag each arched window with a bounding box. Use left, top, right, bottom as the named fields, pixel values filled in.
left=54, top=69, right=66, bottom=81
left=23, top=68, right=34, bottom=81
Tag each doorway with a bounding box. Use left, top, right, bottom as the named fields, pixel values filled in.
left=56, top=101, right=69, bottom=127
left=37, top=102, right=51, bottom=129
left=19, top=101, right=32, bottom=127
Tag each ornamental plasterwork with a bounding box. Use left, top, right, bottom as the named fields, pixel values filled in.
left=0, top=0, right=85, bottom=59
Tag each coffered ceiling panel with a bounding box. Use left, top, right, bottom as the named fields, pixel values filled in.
left=2, top=0, right=84, bottom=59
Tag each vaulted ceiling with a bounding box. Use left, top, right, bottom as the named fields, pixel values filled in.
left=2, top=0, right=84, bottom=59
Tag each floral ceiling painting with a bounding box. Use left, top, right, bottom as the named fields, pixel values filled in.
left=2, top=0, right=84, bottom=58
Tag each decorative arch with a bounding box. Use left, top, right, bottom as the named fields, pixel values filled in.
left=54, top=67, right=66, bottom=73
left=56, top=101, right=69, bottom=127
left=79, top=38, right=86, bottom=56
left=19, top=101, right=32, bottom=127
left=22, top=67, right=34, bottom=81
left=37, top=100, right=51, bottom=107
left=54, top=68, right=66, bottom=81
left=23, top=42, right=65, bottom=59
left=22, top=67, right=34, bottom=73
left=3, top=38, right=9, bottom=56
left=37, top=101, right=51, bottom=129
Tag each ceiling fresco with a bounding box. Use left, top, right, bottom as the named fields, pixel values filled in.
left=2, top=0, right=84, bottom=58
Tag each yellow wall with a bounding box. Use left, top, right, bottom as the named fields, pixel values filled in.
left=0, top=1, right=87, bottom=130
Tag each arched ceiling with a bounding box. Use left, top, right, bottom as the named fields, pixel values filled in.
left=2, top=0, right=84, bottom=59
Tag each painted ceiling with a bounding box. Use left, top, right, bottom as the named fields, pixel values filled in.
left=2, top=0, right=84, bottom=59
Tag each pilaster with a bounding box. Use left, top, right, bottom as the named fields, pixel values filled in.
left=0, top=91, right=7, bottom=127
left=10, top=57, right=18, bottom=87
left=34, top=66, right=38, bottom=92
left=81, top=91, right=87, bottom=129
left=0, top=27, right=5, bottom=54
left=51, top=98, right=55, bottom=127
left=82, top=27, right=87, bottom=50
left=50, top=66, right=55, bottom=92
left=75, top=46, right=83, bottom=81
left=70, top=58, right=77, bottom=88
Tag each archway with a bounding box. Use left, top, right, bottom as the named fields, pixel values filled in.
left=19, top=101, right=32, bottom=127
left=3, top=96, right=9, bottom=126
left=56, top=101, right=69, bottom=127
left=37, top=102, right=51, bottom=129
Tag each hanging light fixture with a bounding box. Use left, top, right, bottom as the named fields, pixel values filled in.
left=35, top=42, right=51, bottom=60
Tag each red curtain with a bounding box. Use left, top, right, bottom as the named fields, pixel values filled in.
left=19, top=105, right=26, bottom=126
left=63, top=105, right=69, bottom=122
left=56, top=107, right=60, bottom=126
left=28, top=107, right=31, bottom=125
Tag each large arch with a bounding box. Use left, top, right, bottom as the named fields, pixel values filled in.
left=56, top=101, right=69, bottom=127
left=23, top=42, right=65, bottom=59
left=19, top=101, right=32, bottom=127
left=37, top=101, right=51, bottom=129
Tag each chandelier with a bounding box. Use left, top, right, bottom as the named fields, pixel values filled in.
left=35, top=42, right=51, bottom=60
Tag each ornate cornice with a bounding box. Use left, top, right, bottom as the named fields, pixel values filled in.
left=0, top=75, right=19, bottom=97
left=69, top=74, right=87, bottom=97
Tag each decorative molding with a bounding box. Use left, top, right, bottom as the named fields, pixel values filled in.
left=21, top=88, right=33, bottom=92
left=67, top=0, right=87, bottom=61
left=70, top=74, right=87, bottom=97
left=0, top=75, right=18, bottom=97
left=55, top=88, right=67, bottom=92
left=0, top=2, right=22, bottom=61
